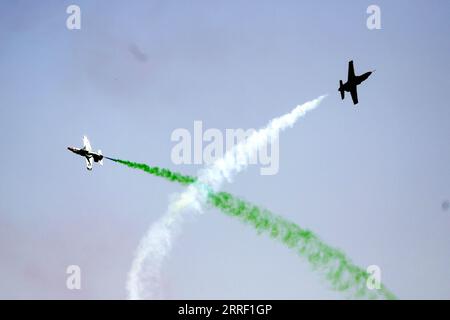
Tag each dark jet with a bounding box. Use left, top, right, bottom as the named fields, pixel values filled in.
left=68, top=136, right=103, bottom=170
left=339, top=60, right=374, bottom=105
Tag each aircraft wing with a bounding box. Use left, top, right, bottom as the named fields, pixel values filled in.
left=349, top=86, right=359, bottom=105
left=348, top=60, right=355, bottom=81
left=85, top=157, right=93, bottom=170
left=83, top=136, right=92, bottom=151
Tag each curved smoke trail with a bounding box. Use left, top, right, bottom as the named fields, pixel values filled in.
left=110, top=159, right=396, bottom=299
left=125, top=96, right=326, bottom=299
left=208, top=192, right=396, bottom=299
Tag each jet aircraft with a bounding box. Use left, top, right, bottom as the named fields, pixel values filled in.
left=68, top=136, right=103, bottom=170
left=339, top=60, right=374, bottom=105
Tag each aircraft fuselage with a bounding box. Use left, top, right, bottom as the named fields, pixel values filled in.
left=341, top=71, right=372, bottom=92
left=67, top=147, right=103, bottom=162
left=339, top=60, right=373, bottom=105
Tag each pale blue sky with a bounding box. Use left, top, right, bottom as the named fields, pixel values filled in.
left=0, top=0, right=449, bottom=299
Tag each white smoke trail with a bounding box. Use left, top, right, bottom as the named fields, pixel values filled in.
left=196, top=95, right=327, bottom=198
left=126, top=95, right=327, bottom=299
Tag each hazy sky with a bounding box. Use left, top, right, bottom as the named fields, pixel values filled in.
left=0, top=0, right=449, bottom=299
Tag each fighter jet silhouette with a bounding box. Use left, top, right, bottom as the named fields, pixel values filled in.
left=68, top=136, right=103, bottom=170
left=339, top=60, right=374, bottom=105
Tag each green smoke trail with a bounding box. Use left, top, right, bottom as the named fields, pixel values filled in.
left=207, top=191, right=396, bottom=300
left=108, top=158, right=196, bottom=185
left=109, top=158, right=396, bottom=299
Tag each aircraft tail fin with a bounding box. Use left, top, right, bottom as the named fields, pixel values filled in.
left=339, top=80, right=345, bottom=100
left=98, top=150, right=103, bottom=165
left=83, top=135, right=93, bottom=151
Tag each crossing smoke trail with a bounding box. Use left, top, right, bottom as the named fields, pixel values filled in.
left=109, top=159, right=396, bottom=299
left=123, top=96, right=326, bottom=299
